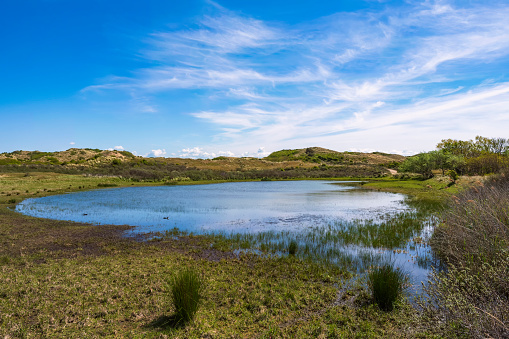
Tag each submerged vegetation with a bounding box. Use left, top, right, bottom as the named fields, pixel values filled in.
left=200, top=201, right=438, bottom=273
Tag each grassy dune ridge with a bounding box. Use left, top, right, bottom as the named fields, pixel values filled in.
left=0, top=147, right=404, bottom=182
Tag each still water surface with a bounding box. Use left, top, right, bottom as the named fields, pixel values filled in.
left=16, top=181, right=406, bottom=234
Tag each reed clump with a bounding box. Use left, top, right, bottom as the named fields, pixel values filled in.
left=367, top=262, right=407, bottom=311
left=288, top=240, right=298, bottom=256
left=170, top=268, right=204, bottom=324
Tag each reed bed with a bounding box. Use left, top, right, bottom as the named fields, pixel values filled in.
left=211, top=201, right=439, bottom=272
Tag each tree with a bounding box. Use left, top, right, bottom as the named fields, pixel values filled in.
left=437, top=138, right=475, bottom=157
left=399, top=151, right=465, bottom=178
left=399, top=153, right=435, bottom=179
left=474, top=136, right=509, bottom=155
left=437, top=136, right=509, bottom=157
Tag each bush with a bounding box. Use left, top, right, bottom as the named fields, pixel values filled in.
left=170, top=268, right=204, bottom=324
left=419, top=256, right=509, bottom=338
left=422, top=171, right=509, bottom=337
left=446, top=169, right=458, bottom=183
left=97, top=183, right=118, bottom=187
left=367, top=262, right=407, bottom=311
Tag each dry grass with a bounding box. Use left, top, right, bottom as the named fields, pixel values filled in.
left=419, top=171, right=509, bottom=338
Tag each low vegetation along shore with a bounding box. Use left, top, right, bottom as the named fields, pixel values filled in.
left=1, top=140, right=508, bottom=338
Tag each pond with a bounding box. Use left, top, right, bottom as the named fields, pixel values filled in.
left=16, top=180, right=406, bottom=233
left=16, top=180, right=435, bottom=296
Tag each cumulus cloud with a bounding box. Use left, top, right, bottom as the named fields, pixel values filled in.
left=178, top=147, right=235, bottom=159
left=240, top=147, right=271, bottom=157
left=107, top=146, right=126, bottom=151
left=69, top=142, right=75, bottom=145
left=146, top=149, right=167, bottom=157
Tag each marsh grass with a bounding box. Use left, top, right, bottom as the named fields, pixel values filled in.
left=170, top=268, right=204, bottom=324
left=217, top=200, right=439, bottom=272
left=368, top=262, right=408, bottom=311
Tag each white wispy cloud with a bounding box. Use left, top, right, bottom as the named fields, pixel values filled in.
left=83, top=0, right=509, bottom=156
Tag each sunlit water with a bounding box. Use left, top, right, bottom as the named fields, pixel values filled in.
left=16, top=180, right=434, bottom=296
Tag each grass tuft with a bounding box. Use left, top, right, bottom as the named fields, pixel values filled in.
left=170, top=267, right=204, bottom=324
left=368, top=262, right=407, bottom=311
left=288, top=240, right=298, bottom=256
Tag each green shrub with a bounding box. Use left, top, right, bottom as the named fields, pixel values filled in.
left=0, top=256, right=10, bottom=265
left=368, top=262, right=407, bottom=311
left=30, top=151, right=52, bottom=160
left=97, top=183, right=118, bottom=187
left=170, top=268, right=204, bottom=324
left=288, top=240, right=298, bottom=256
left=46, top=156, right=60, bottom=164
left=119, top=150, right=135, bottom=158
left=0, top=158, right=21, bottom=165
left=446, top=169, right=458, bottom=183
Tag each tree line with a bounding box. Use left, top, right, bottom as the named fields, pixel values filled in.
left=400, top=136, right=509, bottom=178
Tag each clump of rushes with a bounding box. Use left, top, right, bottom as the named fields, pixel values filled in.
left=368, top=262, right=407, bottom=311
left=171, top=268, right=204, bottom=324
left=288, top=240, right=298, bottom=256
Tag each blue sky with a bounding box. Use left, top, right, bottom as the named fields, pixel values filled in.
left=1, top=0, right=509, bottom=158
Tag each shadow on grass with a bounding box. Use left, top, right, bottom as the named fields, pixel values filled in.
left=146, top=314, right=187, bottom=330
